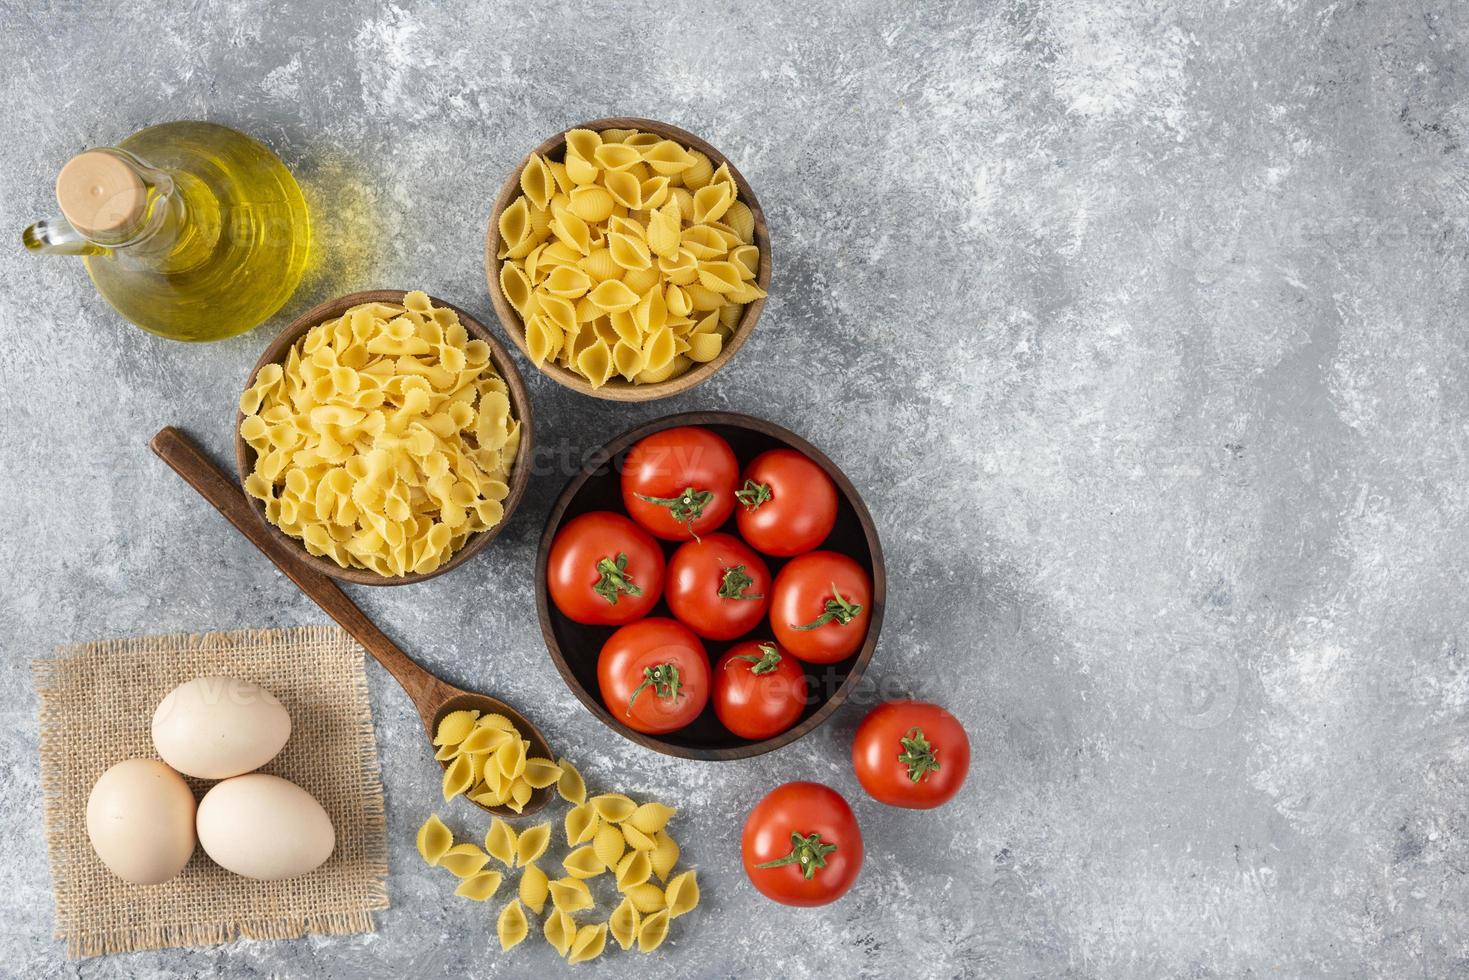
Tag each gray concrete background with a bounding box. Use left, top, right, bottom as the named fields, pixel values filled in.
left=2, top=0, right=1467, bottom=976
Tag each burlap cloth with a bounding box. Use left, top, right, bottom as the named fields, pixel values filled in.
left=33, top=626, right=389, bottom=958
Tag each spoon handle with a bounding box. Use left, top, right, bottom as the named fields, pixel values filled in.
left=149, top=426, right=450, bottom=711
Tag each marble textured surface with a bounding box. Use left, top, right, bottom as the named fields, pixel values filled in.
left=3, top=0, right=1468, bottom=976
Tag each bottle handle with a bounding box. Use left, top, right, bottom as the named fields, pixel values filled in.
left=21, top=216, right=109, bottom=256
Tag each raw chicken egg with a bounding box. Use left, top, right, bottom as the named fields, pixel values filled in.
left=196, top=773, right=335, bottom=880
left=86, top=758, right=197, bottom=884
left=151, top=676, right=291, bottom=779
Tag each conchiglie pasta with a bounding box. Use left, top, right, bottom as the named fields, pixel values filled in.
left=565, top=802, right=599, bottom=846
left=515, top=822, right=552, bottom=866
left=455, top=869, right=504, bottom=902
left=484, top=818, right=517, bottom=866
left=615, top=849, right=652, bottom=890
left=438, top=844, right=490, bottom=878
left=609, top=896, right=641, bottom=950
left=557, top=758, right=587, bottom=806
left=520, top=863, right=549, bottom=916
left=543, top=908, right=576, bottom=957
left=637, top=909, right=671, bottom=953
left=649, top=831, right=680, bottom=881
left=548, top=876, right=594, bottom=914
left=664, top=870, right=699, bottom=917
left=593, top=822, right=627, bottom=870
left=497, top=900, right=529, bottom=951
left=563, top=845, right=605, bottom=879
left=497, top=128, right=761, bottom=388
left=625, top=882, right=666, bottom=914
left=620, top=823, right=656, bottom=852
left=416, top=813, right=453, bottom=866
left=590, top=793, right=638, bottom=823
left=239, top=292, right=518, bottom=577
left=627, top=802, right=676, bottom=836
left=568, top=923, right=608, bottom=964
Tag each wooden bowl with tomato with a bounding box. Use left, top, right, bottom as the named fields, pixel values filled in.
left=536, top=411, right=885, bottom=760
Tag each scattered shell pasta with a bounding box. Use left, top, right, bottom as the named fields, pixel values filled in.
left=414, top=763, right=699, bottom=961
left=485, top=818, right=517, bottom=866
left=519, top=861, right=549, bottom=915
left=515, top=823, right=552, bottom=865
left=415, top=814, right=453, bottom=866
left=556, top=757, right=586, bottom=805
left=240, top=291, right=519, bottom=576
left=497, top=900, right=529, bottom=951
left=496, top=128, right=766, bottom=389
left=568, top=923, right=608, bottom=964
left=454, top=870, right=504, bottom=902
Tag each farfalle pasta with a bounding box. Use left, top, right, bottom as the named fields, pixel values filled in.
left=496, top=127, right=765, bottom=388
left=240, top=291, right=518, bottom=577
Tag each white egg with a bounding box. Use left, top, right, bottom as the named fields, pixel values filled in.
left=151, top=676, right=291, bottom=779
left=196, top=773, right=335, bottom=880
left=86, top=758, right=197, bottom=885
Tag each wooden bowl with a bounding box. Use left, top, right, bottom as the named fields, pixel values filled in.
left=536, top=412, right=885, bottom=759
left=485, top=117, right=772, bottom=402
left=234, top=289, right=535, bottom=586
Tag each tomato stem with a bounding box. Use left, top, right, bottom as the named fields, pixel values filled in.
left=626, top=663, right=682, bottom=714
left=593, top=553, right=644, bottom=605
left=897, top=726, right=941, bottom=782
left=718, top=564, right=764, bottom=600
left=636, top=486, right=714, bottom=537
left=735, top=479, right=772, bottom=510
left=792, top=583, right=863, bottom=631
left=729, top=643, right=782, bottom=675
left=754, top=831, right=839, bottom=880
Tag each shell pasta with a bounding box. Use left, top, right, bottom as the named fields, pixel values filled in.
left=239, top=291, right=519, bottom=577
left=496, top=128, right=765, bottom=388
left=415, top=762, right=699, bottom=961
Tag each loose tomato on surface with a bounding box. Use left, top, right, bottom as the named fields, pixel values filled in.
left=741, top=781, right=862, bottom=906
left=713, top=640, right=808, bottom=741
left=597, top=617, right=710, bottom=735
left=546, top=511, right=664, bottom=626
left=665, top=533, right=772, bottom=640
left=621, top=426, right=739, bottom=541
left=734, top=448, right=839, bottom=557
left=770, top=550, right=873, bottom=664
left=852, top=701, right=970, bottom=810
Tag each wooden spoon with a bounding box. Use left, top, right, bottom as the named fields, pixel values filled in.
left=149, top=426, right=552, bottom=819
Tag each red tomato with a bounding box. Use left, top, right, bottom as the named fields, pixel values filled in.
left=734, top=449, right=838, bottom=557
left=713, top=640, right=808, bottom=740
left=770, top=551, right=873, bottom=664
left=741, top=781, right=862, bottom=906
left=852, top=701, right=970, bottom=809
left=546, top=512, right=664, bottom=625
left=665, top=533, right=772, bottom=640
left=597, top=618, right=710, bottom=734
left=621, top=426, right=739, bottom=541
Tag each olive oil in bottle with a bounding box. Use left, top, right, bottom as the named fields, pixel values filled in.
left=23, top=121, right=311, bottom=341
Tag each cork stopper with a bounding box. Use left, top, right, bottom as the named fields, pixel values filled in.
left=56, top=151, right=146, bottom=238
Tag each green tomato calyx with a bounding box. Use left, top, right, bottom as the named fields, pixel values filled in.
left=627, top=662, right=682, bottom=714
left=593, top=553, right=643, bottom=605
left=897, top=726, right=940, bottom=782
left=735, top=479, right=772, bottom=510
left=792, top=583, right=863, bottom=630
left=718, top=564, right=764, bottom=600
left=755, top=831, right=839, bottom=880
left=730, top=643, right=782, bottom=675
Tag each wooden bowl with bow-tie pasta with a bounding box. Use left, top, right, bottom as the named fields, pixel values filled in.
left=233, top=289, right=534, bottom=585
left=485, top=117, right=772, bottom=401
